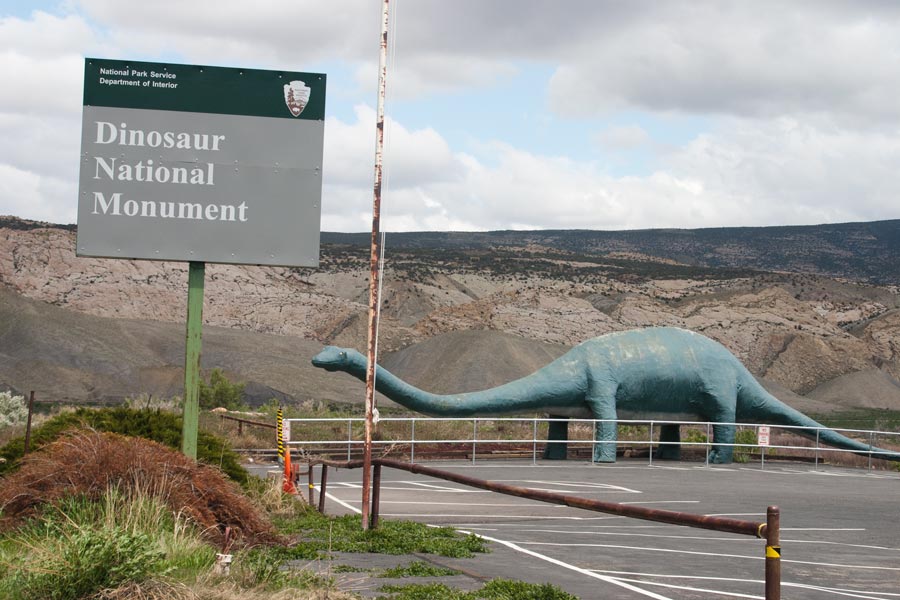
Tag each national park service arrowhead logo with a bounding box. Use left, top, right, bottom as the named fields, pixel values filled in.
left=283, top=80, right=311, bottom=117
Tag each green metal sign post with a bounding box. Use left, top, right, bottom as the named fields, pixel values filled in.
left=181, top=261, right=205, bottom=459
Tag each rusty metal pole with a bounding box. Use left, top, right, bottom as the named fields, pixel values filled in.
left=23, top=391, right=35, bottom=454
left=765, top=506, right=781, bottom=600
left=361, top=0, right=391, bottom=531
left=318, top=465, right=329, bottom=513
left=371, top=462, right=382, bottom=529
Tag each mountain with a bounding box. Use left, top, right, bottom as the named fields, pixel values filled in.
left=2, top=215, right=900, bottom=410
left=323, top=219, right=900, bottom=285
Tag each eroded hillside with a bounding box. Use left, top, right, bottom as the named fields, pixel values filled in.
left=2, top=218, right=900, bottom=404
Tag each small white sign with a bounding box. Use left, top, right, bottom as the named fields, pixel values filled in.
left=282, top=420, right=291, bottom=443
left=758, top=426, right=770, bottom=446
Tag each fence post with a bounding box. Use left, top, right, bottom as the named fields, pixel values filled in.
left=765, top=506, right=781, bottom=600
left=648, top=421, right=654, bottom=466
left=532, top=418, right=538, bottom=465
left=411, top=419, right=416, bottom=464
left=347, top=419, right=352, bottom=461
left=370, top=462, right=382, bottom=529
left=318, top=465, right=328, bottom=513
left=24, top=391, right=35, bottom=455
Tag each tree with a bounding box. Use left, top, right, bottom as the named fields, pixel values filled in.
left=198, top=369, right=245, bottom=411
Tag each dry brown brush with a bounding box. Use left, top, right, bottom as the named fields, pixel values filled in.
left=0, top=429, right=278, bottom=546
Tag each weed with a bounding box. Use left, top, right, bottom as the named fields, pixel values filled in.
left=380, top=560, right=459, bottom=578
left=379, top=578, right=579, bottom=599
left=272, top=511, right=488, bottom=558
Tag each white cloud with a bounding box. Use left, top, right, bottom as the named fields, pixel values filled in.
left=4, top=1, right=900, bottom=231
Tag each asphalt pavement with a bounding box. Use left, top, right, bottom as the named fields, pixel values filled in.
left=250, top=458, right=900, bottom=599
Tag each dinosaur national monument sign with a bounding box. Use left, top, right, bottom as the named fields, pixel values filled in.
left=76, top=57, right=326, bottom=457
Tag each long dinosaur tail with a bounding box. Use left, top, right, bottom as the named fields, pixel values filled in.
left=737, top=377, right=900, bottom=462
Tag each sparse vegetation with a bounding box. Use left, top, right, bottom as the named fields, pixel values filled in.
left=379, top=578, right=579, bottom=599
left=0, top=407, right=247, bottom=484
left=0, top=391, right=28, bottom=428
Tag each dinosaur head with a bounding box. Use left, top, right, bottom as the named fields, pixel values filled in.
left=311, top=346, right=355, bottom=372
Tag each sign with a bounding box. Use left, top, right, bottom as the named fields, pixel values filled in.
left=758, top=426, right=771, bottom=446
left=76, top=58, right=326, bottom=267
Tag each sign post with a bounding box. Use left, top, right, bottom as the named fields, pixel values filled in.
left=758, top=425, right=771, bottom=470
left=77, top=58, right=326, bottom=458
left=181, top=261, right=205, bottom=458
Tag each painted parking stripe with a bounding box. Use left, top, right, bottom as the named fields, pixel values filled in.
left=457, top=531, right=677, bottom=600
left=594, top=570, right=900, bottom=599
left=515, top=541, right=900, bottom=571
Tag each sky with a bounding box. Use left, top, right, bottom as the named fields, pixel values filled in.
left=3, top=0, right=900, bottom=232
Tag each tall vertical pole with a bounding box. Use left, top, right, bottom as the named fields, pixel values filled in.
left=181, top=261, right=205, bottom=459
left=765, top=505, right=781, bottom=599
left=361, top=0, right=391, bottom=530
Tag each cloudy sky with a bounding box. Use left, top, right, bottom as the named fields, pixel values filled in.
left=3, top=0, right=900, bottom=232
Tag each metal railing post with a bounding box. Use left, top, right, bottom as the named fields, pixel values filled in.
left=868, top=431, right=873, bottom=472
left=410, top=419, right=416, bottom=464
left=472, top=418, right=477, bottom=464
left=765, top=506, right=781, bottom=600
left=347, top=419, right=352, bottom=461
left=705, top=422, right=711, bottom=467
left=648, top=421, right=654, bottom=466
left=815, top=429, right=819, bottom=470
left=533, top=418, right=538, bottom=465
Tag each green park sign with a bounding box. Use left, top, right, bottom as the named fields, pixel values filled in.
left=77, top=58, right=326, bottom=267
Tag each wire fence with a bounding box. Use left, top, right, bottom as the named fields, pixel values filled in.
left=275, top=416, right=900, bottom=470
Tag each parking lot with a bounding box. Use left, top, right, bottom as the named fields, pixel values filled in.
left=297, top=459, right=900, bottom=599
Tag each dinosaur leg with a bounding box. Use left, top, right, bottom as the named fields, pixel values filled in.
left=708, top=398, right=737, bottom=464
left=588, top=395, right=618, bottom=463
left=543, top=416, right=569, bottom=460
left=656, top=424, right=681, bottom=460
left=709, top=423, right=736, bottom=463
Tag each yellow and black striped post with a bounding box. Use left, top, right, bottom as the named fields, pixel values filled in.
left=765, top=506, right=781, bottom=600
left=276, top=408, right=284, bottom=464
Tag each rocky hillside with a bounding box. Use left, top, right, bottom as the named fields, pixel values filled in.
left=2, top=216, right=900, bottom=409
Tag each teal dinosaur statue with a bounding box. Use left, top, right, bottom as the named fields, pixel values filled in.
left=311, top=327, right=900, bottom=464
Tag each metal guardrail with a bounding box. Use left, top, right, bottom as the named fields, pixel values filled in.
left=302, top=456, right=782, bottom=599
left=280, top=416, right=900, bottom=468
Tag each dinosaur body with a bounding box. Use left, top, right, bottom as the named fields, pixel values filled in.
left=312, top=327, right=900, bottom=464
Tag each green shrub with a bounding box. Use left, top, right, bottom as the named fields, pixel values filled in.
left=0, top=391, right=27, bottom=428
left=200, top=369, right=245, bottom=411
left=0, top=407, right=247, bottom=484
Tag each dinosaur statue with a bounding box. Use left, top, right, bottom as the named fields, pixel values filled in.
left=311, top=327, right=900, bottom=464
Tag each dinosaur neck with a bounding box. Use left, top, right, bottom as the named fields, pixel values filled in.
left=344, top=351, right=581, bottom=417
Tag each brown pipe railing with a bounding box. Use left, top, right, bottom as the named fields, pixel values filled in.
left=304, top=457, right=780, bottom=599
left=218, top=414, right=276, bottom=435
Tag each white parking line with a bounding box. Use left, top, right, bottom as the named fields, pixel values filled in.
left=515, top=541, right=900, bottom=571
left=594, top=570, right=900, bottom=600
left=458, top=531, right=677, bottom=600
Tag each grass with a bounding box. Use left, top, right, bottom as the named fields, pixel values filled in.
left=272, top=509, right=488, bottom=558
left=0, top=486, right=214, bottom=600
left=380, top=560, right=459, bottom=578
left=379, top=578, right=579, bottom=599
